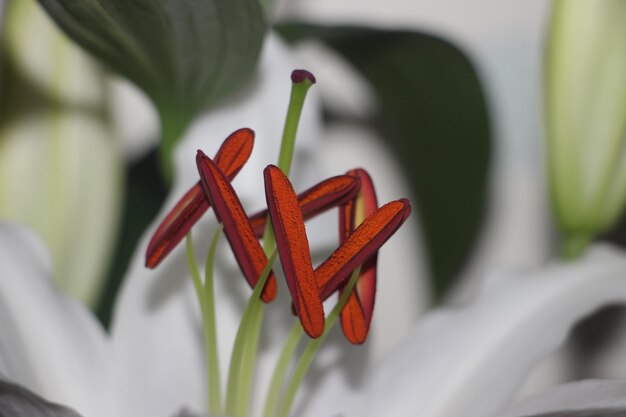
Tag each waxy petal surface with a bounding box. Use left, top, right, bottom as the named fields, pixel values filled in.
left=196, top=151, right=276, bottom=302
left=339, top=169, right=379, bottom=344
left=317, top=199, right=412, bottom=300
left=499, top=380, right=626, bottom=417
left=351, top=246, right=626, bottom=417
left=249, top=174, right=360, bottom=237
left=0, top=223, right=113, bottom=417
left=146, top=128, right=254, bottom=268
left=264, top=165, right=325, bottom=338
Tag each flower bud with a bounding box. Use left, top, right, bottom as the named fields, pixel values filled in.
left=545, top=0, right=626, bottom=257
left=0, top=0, right=122, bottom=305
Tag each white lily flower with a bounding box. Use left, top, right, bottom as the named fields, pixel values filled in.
left=110, top=32, right=425, bottom=416
left=1, top=10, right=625, bottom=417
left=0, top=31, right=425, bottom=416
left=499, top=379, right=626, bottom=417
left=4, top=220, right=626, bottom=417
left=1, top=35, right=626, bottom=411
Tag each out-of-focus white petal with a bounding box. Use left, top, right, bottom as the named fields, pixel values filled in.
left=304, top=245, right=626, bottom=417
left=498, top=380, right=626, bottom=417
left=0, top=223, right=112, bottom=417
left=110, top=33, right=324, bottom=417
left=290, top=42, right=378, bottom=119
left=109, top=77, right=160, bottom=162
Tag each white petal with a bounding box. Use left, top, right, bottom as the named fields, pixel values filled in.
left=498, top=379, right=626, bottom=417
left=109, top=77, right=160, bottom=162
left=304, top=245, right=626, bottom=417
left=0, top=223, right=112, bottom=417
left=110, top=33, right=324, bottom=417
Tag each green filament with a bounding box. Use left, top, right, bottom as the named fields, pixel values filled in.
left=277, top=267, right=362, bottom=417
left=225, top=250, right=278, bottom=417
left=262, top=322, right=304, bottom=417
left=204, top=227, right=224, bottom=414
left=185, top=227, right=223, bottom=415
left=235, top=300, right=266, bottom=417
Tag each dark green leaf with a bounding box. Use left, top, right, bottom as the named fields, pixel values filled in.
left=278, top=24, right=492, bottom=298
left=97, top=148, right=168, bottom=327
left=37, top=0, right=267, bottom=169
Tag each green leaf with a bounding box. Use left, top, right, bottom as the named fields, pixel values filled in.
left=97, top=149, right=168, bottom=327
left=37, top=0, right=267, bottom=174
left=278, top=24, right=492, bottom=298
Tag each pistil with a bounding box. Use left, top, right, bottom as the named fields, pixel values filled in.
left=226, top=70, right=317, bottom=417
left=261, top=69, right=317, bottom=256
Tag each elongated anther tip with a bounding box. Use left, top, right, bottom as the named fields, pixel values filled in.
left=291, top=69, right=316, bottom=84
left=264, top=164, right=325, bottom=337
left=145, top=129, right=256, bottom=269
left=399, top=198, right=412, bottom=220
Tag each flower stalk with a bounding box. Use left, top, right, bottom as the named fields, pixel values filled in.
left=262, top=323, right=304, bottom=417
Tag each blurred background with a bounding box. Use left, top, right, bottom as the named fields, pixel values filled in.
left=0, top=0, right=556, bottom=314
left=276, top=0, right=553, bottom=297
left=2, top=0, right=626, bottom=403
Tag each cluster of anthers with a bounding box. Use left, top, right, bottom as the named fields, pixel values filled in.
left=144, top=70, right=411, bottom=417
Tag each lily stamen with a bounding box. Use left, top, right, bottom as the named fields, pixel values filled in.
left=196, top=150, right=277, bottom=302
left=264, top=165, right=325, bottom=338
left=249, top=174, right=361, bottom=237
left=145, top=69, right=411, bottom=417
left=338, top=168, right=380, bottom=344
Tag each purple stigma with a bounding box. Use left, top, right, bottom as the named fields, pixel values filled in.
left=291, top=69, right=316, bottom=84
